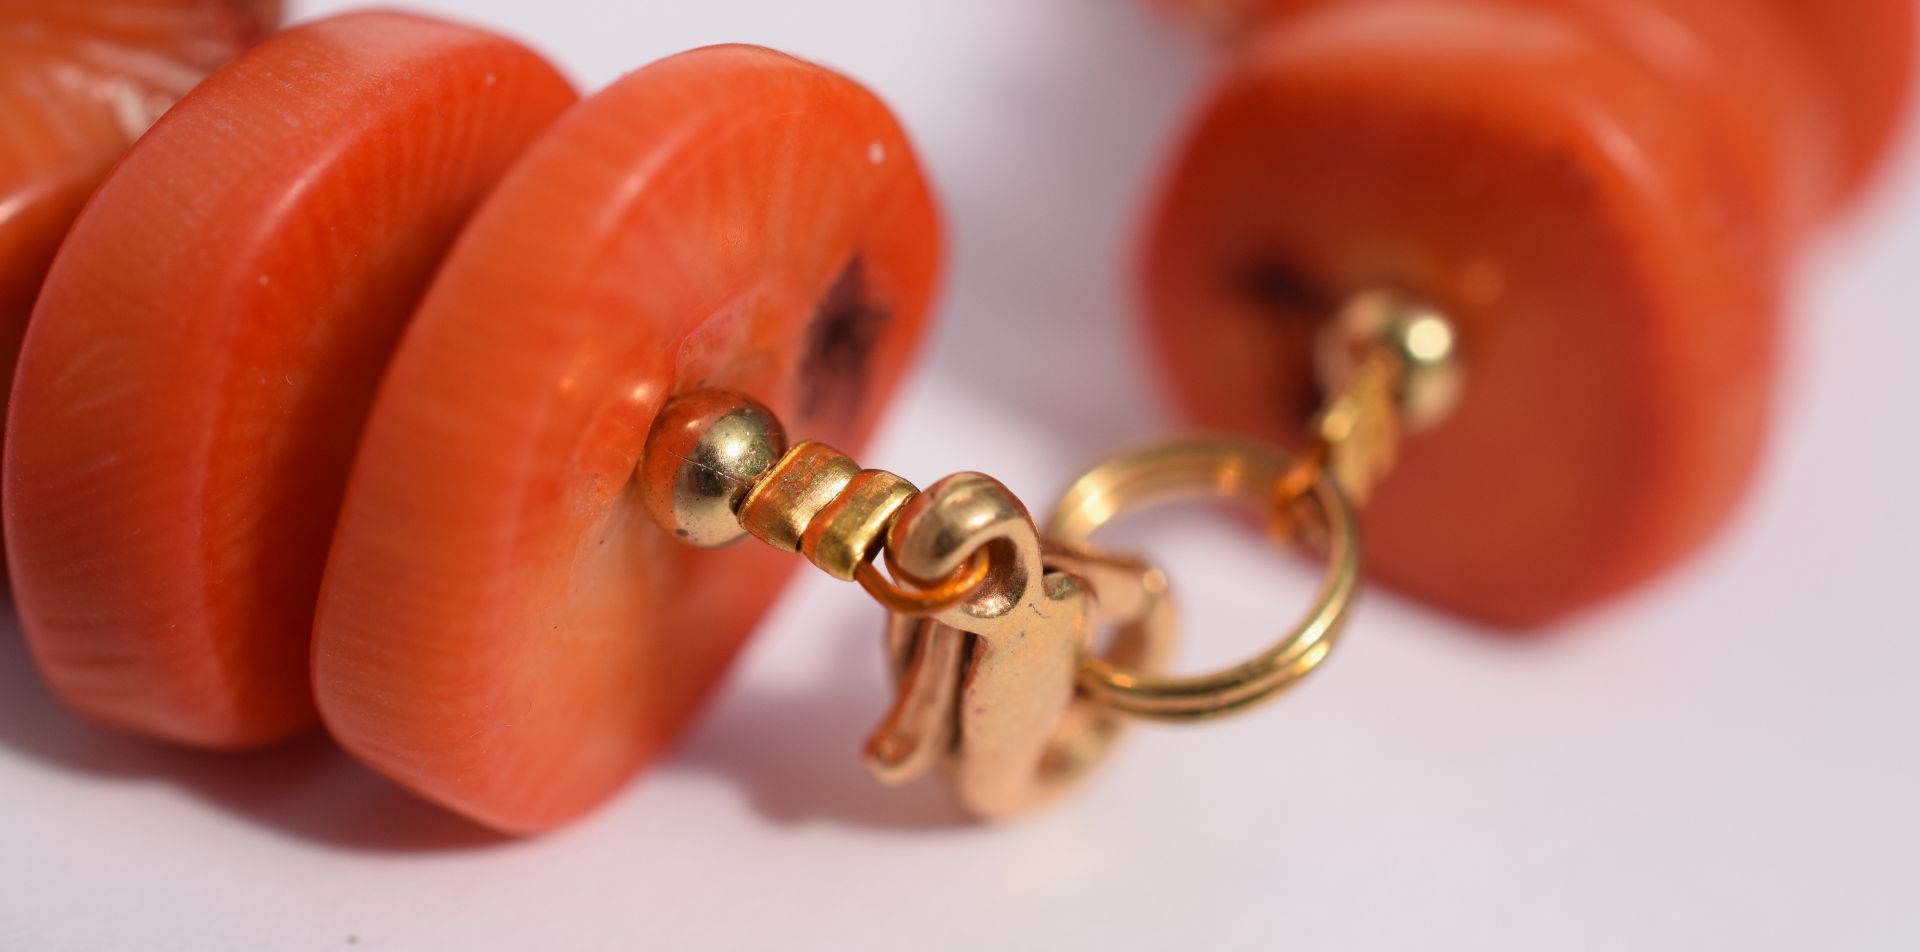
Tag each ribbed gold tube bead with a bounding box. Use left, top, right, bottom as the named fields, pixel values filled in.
left=801, top=470, right=918, bottom=580
left=737, top=441, right=861, bottom=553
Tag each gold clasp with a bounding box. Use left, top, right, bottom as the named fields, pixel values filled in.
left=861, top=473, right=1178, bottom=818
left=861, top=435, right=1361, bottom=816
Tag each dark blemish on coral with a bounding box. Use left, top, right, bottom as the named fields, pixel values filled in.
left=797, top=255, right=889, bottom=423
left=1236, top=256, right=1336, bottom=412
left=1237, top=256, right=1334, bottom=317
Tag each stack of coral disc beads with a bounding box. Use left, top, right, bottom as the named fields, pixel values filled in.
left=5, top=8, right=939, bottom=834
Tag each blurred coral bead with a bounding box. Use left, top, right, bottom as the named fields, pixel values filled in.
left=1141, top=0, right=1912, bottom=624
left=4, top=11, right=577, bottom=747
left=0, top=0, right=283, bottom=421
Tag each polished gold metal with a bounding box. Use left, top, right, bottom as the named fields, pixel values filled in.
left=1318, top=289, right=1465, bottom=435
left=865, top=473, right=1175, bottom=817
left=863, top=623, right=964, bottom=785
left=1046, top=436, right=1360, bottom=721
left=864, top=524, right=1177, bottom=813
left=737, top=440, right=861, bottom=552
left=1291, top=291, right=1465, bottom=507
left=638, top=390, right=787, bottom=547
left=801, top=469, right=918, bottom=580
left=1312, top=347, right=1401, bottom=507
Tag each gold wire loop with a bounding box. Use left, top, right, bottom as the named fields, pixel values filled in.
left=1044, top=435, right=1361, bottom=722
left=854, top=547, right=992, bottom=615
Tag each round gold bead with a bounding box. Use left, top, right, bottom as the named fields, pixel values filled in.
left=1317, top=290, right=1466, bottom=434
left=638, top=389, right=788, bottom=547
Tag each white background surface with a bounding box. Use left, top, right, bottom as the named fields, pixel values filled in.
left=4, top=1, right=1918, bottom=948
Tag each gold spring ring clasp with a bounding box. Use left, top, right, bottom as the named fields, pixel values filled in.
left=861, top=472, right=1179, bottom=818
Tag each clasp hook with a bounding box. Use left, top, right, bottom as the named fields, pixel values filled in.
left=861, top=435, right=1360, bottom=817
left=861, top=472, right=1177, bottom=819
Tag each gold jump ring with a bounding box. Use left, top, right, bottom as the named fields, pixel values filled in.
left=1043, top=435, right=1361, bottom=721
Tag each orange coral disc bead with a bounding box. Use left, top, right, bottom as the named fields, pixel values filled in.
left=4, top=11, right=577, bottom=746
left=1144, top=0, right=1790, bottom=624
left=1737, top=0, right=1913, bottom=198
left=0, top=0, right=281, bottom=456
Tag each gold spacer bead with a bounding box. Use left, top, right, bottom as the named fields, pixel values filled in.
left=1316, top=289, right=1465, bottom=434
left=737, top=441, right=861, bottom=552
left=801, top=470, right=918, bottom=581
left=637, top=390, right=787, bottom=547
